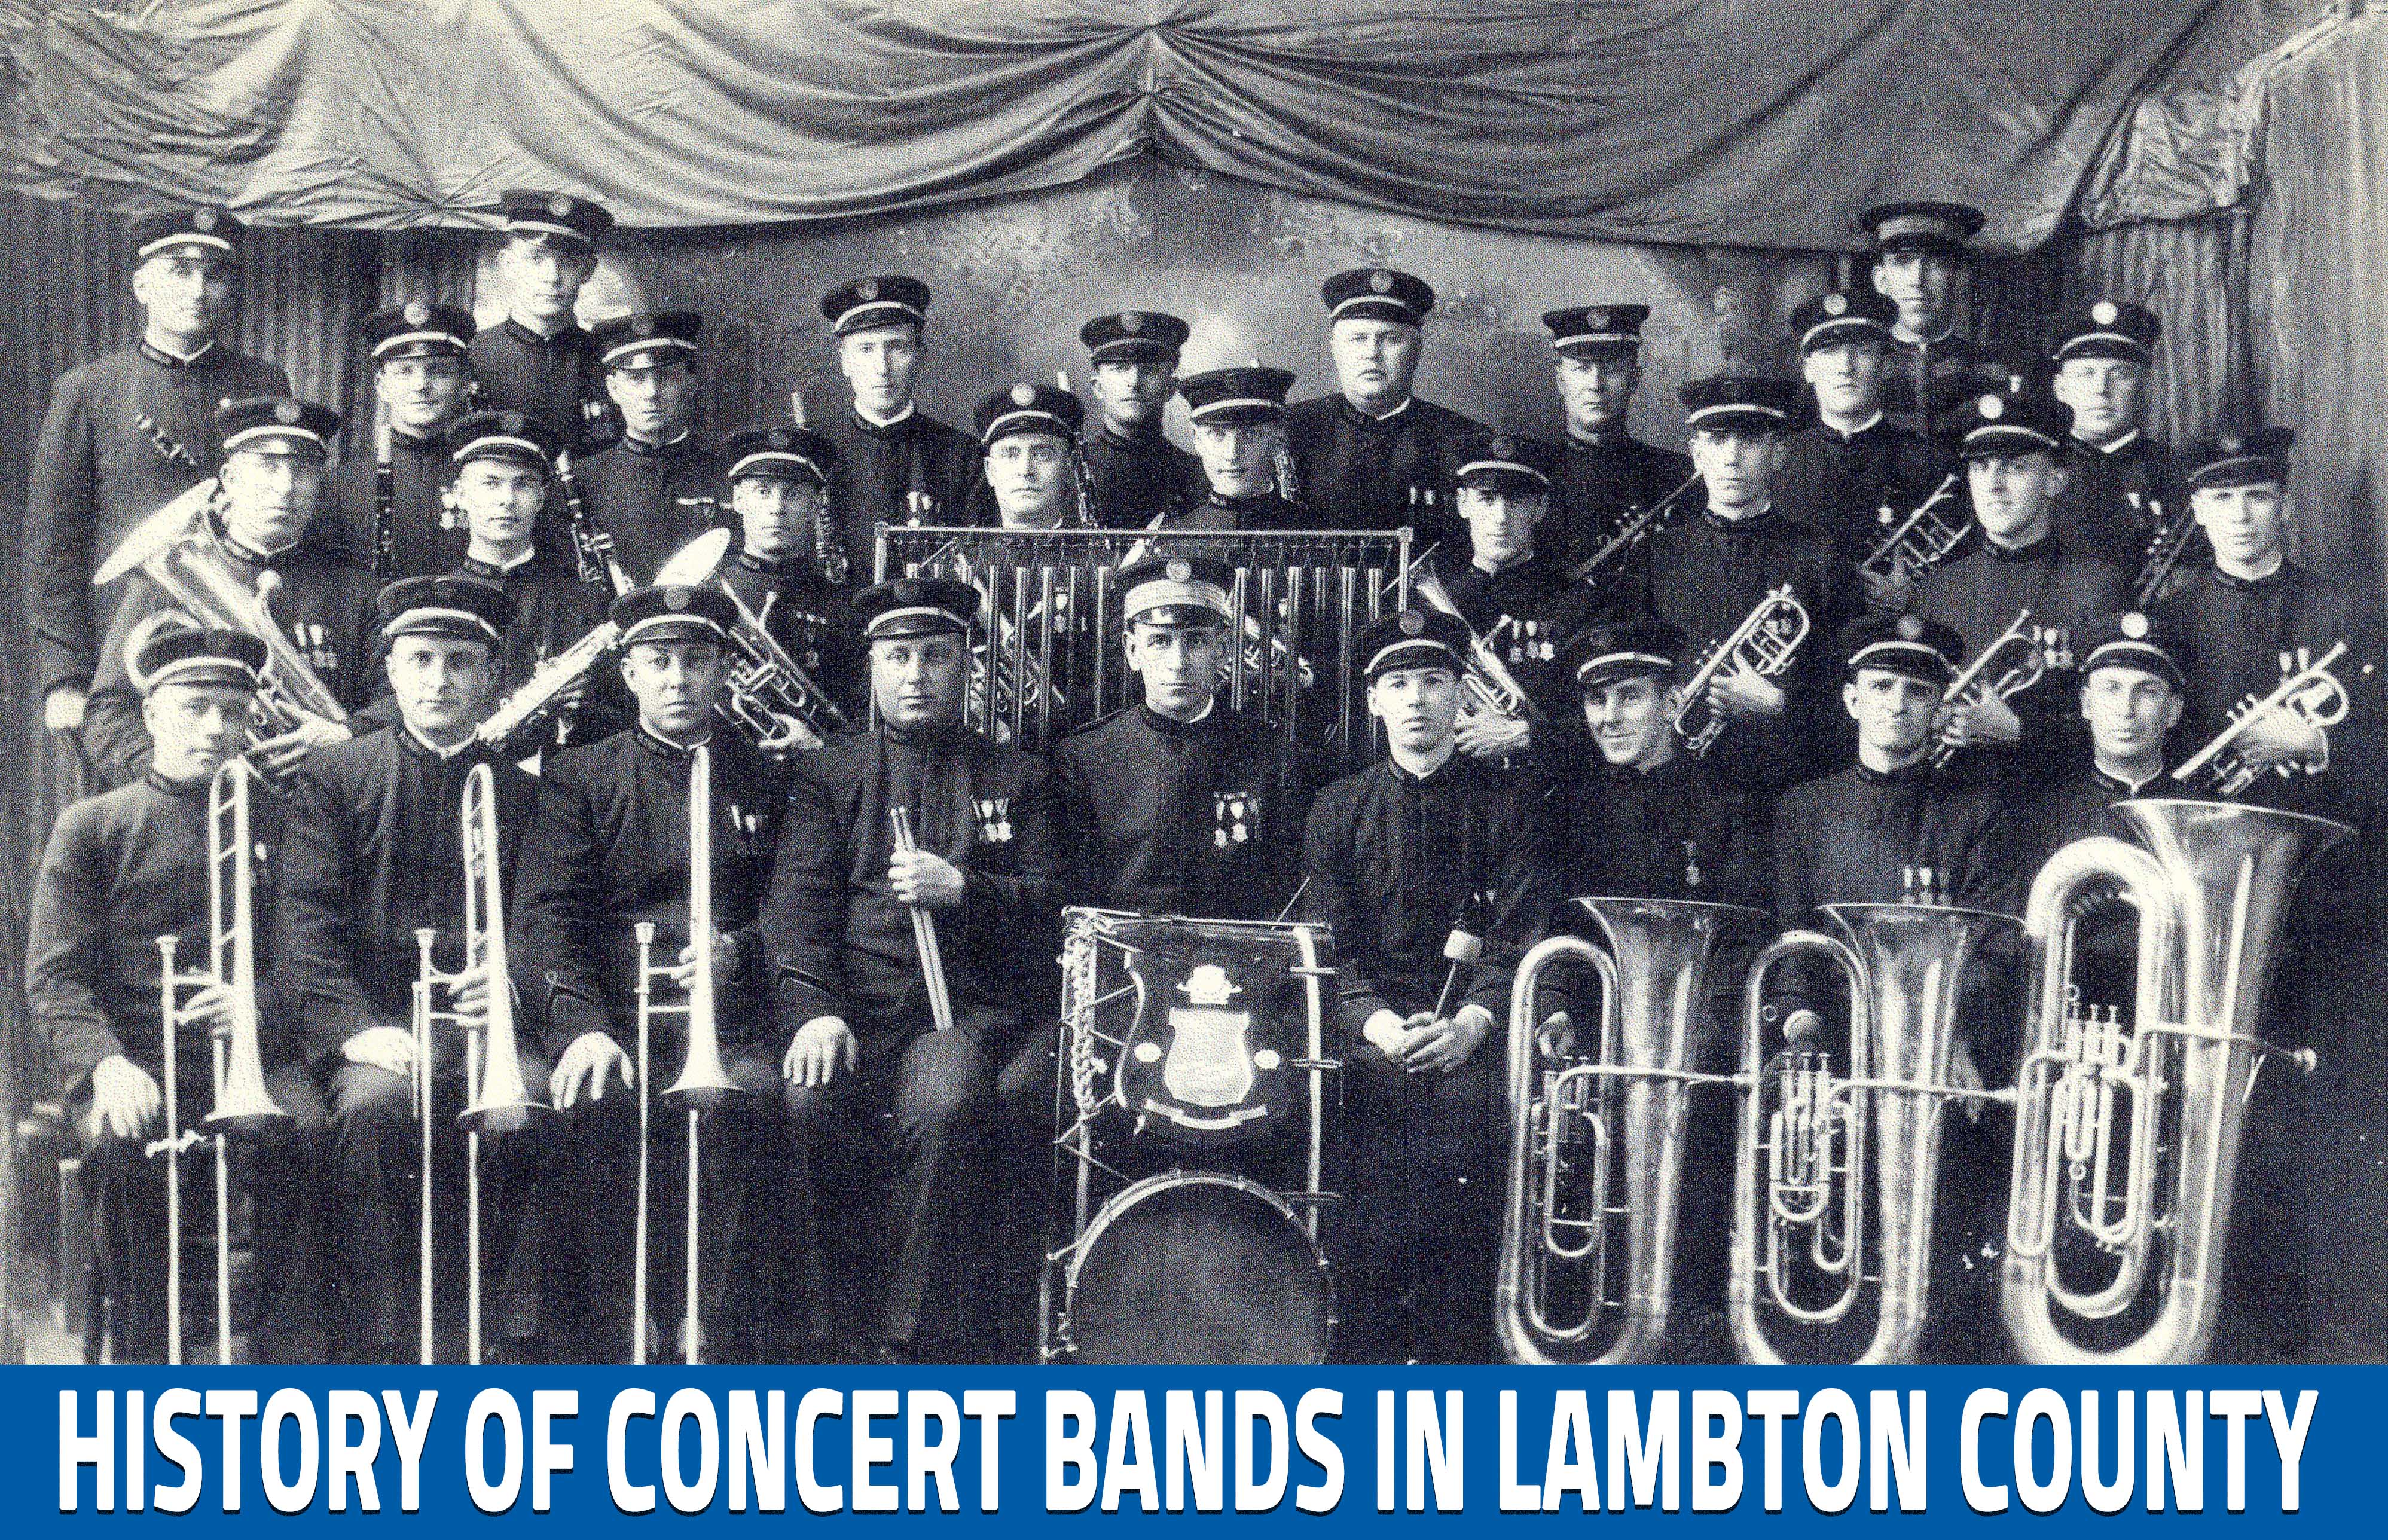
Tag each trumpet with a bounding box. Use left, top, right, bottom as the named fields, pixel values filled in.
left=1498, top=898, right=1761, bottom=1364
left=1566, top=469, right=1705, bottom=585
left=1670, top=585, right=1810, bottom=757
left=149, top=757, right=289, bottom=1365
left=409, top=762, right=547, bottom=1364
left=2128, top=496, right=2195, bottom=607
left=1858, top=473, right=1969, bottom=585
left=717, top=580, right=849, bottom=755
left=2170, top=641, right=2352, bottom=796
left=2003, top=799, right=2351, bottom=1362
left=1929, top=608, right=2063, bottom=768
left=632, top=743, right=744, bottom=1364
left=1729, top=891, right=2020, bottom=1363
left=1409, top=555, right=1546, bottom=724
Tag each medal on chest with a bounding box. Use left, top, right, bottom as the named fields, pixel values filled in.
left=975, top=796, right=1013, bottom=843
left=1683, top=838, right=1702, bottom=890
left=725, top=800, right=765, bottom=859
left=293, top=620, right=340, bottom=674
left=1213, top=791, right=1256, bottom=847
left=1504, top=615, right=1558, bottom=664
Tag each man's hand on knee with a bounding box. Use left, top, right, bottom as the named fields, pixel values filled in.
left=90, top=1055, right=161, bottom=1142
left=341, top=1025, right=417, bottom=1081
left=551, top=1032, right=632, bottom=1108
left=784, top=1016, right=857, bottom=1089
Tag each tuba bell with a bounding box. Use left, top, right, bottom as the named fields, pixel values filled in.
left=1498, top=897, right=1761, bottom=1364
left=1729, top=889, right=2019, bottom=1363
left=2001, top=798, right=2350, bottom=1364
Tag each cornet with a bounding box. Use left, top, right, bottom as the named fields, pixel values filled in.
left=1409, top=555, right=1546, bottom=724
left=2128, top=496, right=2195, bottom=607
left=717, top=579, right=850, bottom=755
left=2002, top=798, right=2350, bottom=1363
left=1929, top=608, right=2062, bottom=768
left=1729, top=889, right=2020, bottom=1363
left=149, top=757, right=289, bottom=1365
left=410, top=762, right=547, bottom=1364
left=1858, top=473, right=1969, bottom=586
left=1498, top=897, right=1761, bottom=1364
left=1671, top=586, right=1810, bottom=757
left=2170, top=641, right=2352, bottom=796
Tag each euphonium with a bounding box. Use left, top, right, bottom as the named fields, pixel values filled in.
left=1410, top=555, right=1546, bottom=723
left=1729, top=891, right=2020, bottom=1363
left=1929, top=607, right=2060, bottom=768
left=2169, top=641, right=2352, bottom=796
left=1858, top=472, right=1968, bottom=585
left=2001, top=798, right=2351, bottom=1364
left=1670, top=585, right=1810, bottom=758
left=1498, top=897, right=1761, bottom=1364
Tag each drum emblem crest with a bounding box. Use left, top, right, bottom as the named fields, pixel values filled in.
left=1161, top=965, right=1254, bottom=1111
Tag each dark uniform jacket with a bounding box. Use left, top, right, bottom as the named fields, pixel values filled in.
left=2025, top=762, right=2160, bottom=871
left=1882, top=329, right=1981, bottom=441
left=1053, top=704, right=1304, bottom=921
left=1544, top=742, right=1769, bottom=910
left=466, top=321, right=608, bottom=450
left=1285, top=393, right=1486, bottom=540
left=1082, top=424, right=1204, bottom=528
left=28, top=772, right=287, bottom=1098
left=337, top=426, right=466, bottom=579
left=569, top=432, right=721, bottom=586
left=814, top=405, right=981, bottom=585
left=1440, top=553, right=1595, bottom=721
left=273, top=728, right=538, bottom=1067
left=2050, top=432, right=2181, bottom=571
left=25, top=341, right=290, bottom=697
left=720, top=548, right=861, bottom=725
left=512, top=728, right=793, bottom=1054
left=451, top=551, right=630, bottom=751
left=1774, top=415, right=1953, bottom=567
left=84, top=521, right=380, bottom=787
left=1551, top=427, right=1694, bottom=580
left=1627, top=505, right=1861, bottom=796
left=762, top=722, right=1059, bottom=1054
left=1299, top=753, right=1552, bottom=1038
left=1158, top=490, right=1307, bottom=534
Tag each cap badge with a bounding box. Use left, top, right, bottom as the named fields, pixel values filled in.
left=1978, top=393, right=2005, bottom=419
left=768, top=428, right=791, bottom=449
left=1822, top=292, right=1848, bottom=316
left=1586, top=308, right=1609, bottom=331
left=1491, top=437, right=1514, bottom=459
left=549, top=195, right=573, bottom=218
left=2091, top=300, right=2119, bottom=326
left=1398, top=610, right=1425, bottom=636
left=502, top=411, right=527, bottom=434
left=2219, top=432, right=2243, bottom=454
left=193, top=207, right=219, bottom=232
left=273, top=399, right=303, bottom=425
left=404, top=300, right=429, bottom=326
left=1011, top=382, right=1037, bottom=407
left=894, top=579, right=921, bottom=604
left=633, top=314, right=656, bottom=337
left=2121, top=612, right=2150, bottom=640
left=1897, top=613, right=1925, bottom=640
left=664, top=586, right=691, bottom=611
left=857, top=279, right=879, bottom=302
left=1369, top=270, right=1394, bottom=294
left=1119, top=311, right=1143, bottom=332
left=1165, top=558, right=1192, bottom=582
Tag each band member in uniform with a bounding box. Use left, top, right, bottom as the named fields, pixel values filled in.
left=1077, top=310, right=1203, bottom=527
left=1627, top=372, right=1858, bottom=801
left=1438, top=432, right=1589, bottom=756
left=26, top=207, right=289, bottom=744
left=513, top=583, right=799, bottom=1361
left=1300, top=607, right=1552, bottom=1362
left=718, top=423, right=857, bottom=720
left=2029, top=610, right=2188, bottom=854
left=1859, top=201, right=1987, bottom=440
left=811, top=276, right=981, bottom=583
left=762, top=576, right=1059, bottom=1362
left=1285, top=268, right=1486, bottom=538
left=1910, top=380, right=2128, bottom=784
left=85, top=396, right=378, bottom=787
left=1170, top=365, right=1306, bottom=531
left=1773, top=287, right=1952, bottom=569
left=975, top=382, right=1086, bottom=530
left=1541, top=305, right=1693, bottom=578
left=29, top=624, right=328, bottom=1362
left=273, top=576, right=546, bottom=1361
left=2047, top=301, right=2182, bottom=570
left=569, top=311, right=717, bottom=583
left=466, top=191, right=614, bottom=450
left=346, top=301, right=481, bottom=579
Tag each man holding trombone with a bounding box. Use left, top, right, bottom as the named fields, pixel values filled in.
left=28, top=621, right=328, bottom=1362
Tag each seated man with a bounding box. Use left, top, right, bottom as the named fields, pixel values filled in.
left=274, top=576, right=548, bottom=1362
left=2033, top=610, right=2189, bottom=852
left=512, top=583, right=798, bottom=1362
left=1077, top=310, right=1204, bottom=528
left=28, top=623, right=328, bottom=1362
left=1437, top=432, right=1589, bottom=759
left=86, top=395, right=377, bottom=786
left=761, top=577, right=1059, bottom=1363
left=717, top=422, right=857, bottom=722
left=1300, top=607, right=1552, bottom=1362
left=1169, top=366, right=1307, bottom=531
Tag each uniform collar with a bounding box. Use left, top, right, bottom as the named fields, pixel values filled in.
left=460, top=547, right=537, bottom=578
left=1139, top=698, right=1217, bottom=737
left=622, top=429, right=692, bottom=459
left=401, top=725, right=478, bottom=762
left=503, top=317, right=585, bottom=347
left=2075, top=429, right=2142, bottom=457
left=1602, top=748, right=1684, bottom=784
left=215, top=522, right=298, bottom=566
left=636, top=725, right=714, bottom=763
left=1820, top=411, right=1886, bottom=442
left=1702, top=501, right=1776, bottom=530
left=1891, top=322, right=1958, bottom=347
left=2090, top=760, right=2163, bottom=796
left=853, top=401, right=918, bottom=435
left=1565, top=423, right=1631, bottom=450
left=1855, top=752, right=1932, bottom=786
left=1340, top=395, right=1414, bottom=428
left=1097, top=422, right=1168, bottom=450
left=1981, top=529, right=2056, bottom=562
left=882, top=717, right=968, bottom=752
left=138, top=337, right=220, bottom=369
left=735, top=548, right=802, bottom=576
left=390, top=425, right=445, bottom=454
left=1387, top=744, right=1461, bottom=787
left=1207, top=488, right=1282, bottom=513
left=145, top=769, right=213, bottom=799
left=1470, top=548, right=1541, bottom=579
left=2213, top=555, right=2288, bottom=591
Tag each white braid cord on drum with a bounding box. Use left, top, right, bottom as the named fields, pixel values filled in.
left=1064, top=919, right=1105, bottom=1120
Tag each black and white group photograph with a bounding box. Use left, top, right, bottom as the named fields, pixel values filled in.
left=0, top=1, right=2381, bottom=1372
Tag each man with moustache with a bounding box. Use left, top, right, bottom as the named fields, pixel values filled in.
left=570, top=311, right=719, bottom=583
left=1168, top=366, right=1308, bottom=531
left=1860, top=201, right=1987, bottom=441
left=466, top=191, right=615, bottom=451
left=1076, top=311, right=1204, bottom=528
left=2045, top=301, right=2185, bottom=573
left=1541, top=305, right=1694, bottom=582
left=1773, top=288, right=1953, bottom=572
left=345, top=301, right=482, bottom=579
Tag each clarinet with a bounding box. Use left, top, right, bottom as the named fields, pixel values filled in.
left=371, top=411, right=398, bottom=579
left=789, top=389, right=848, bottom=585
left=137, top=414, right=200, bottom=470
left=554, top=448, right=614, bottom=591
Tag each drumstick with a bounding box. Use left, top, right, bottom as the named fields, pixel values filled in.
left=889, top=806, right=956, bottom=1033
left=1431, top=890, right=1491, bottom=1021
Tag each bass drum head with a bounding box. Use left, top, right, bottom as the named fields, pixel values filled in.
left=1065, top=1172, right=1333, bottom=1365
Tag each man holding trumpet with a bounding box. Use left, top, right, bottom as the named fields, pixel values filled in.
left=761, top=575, right=1059, bottom=1364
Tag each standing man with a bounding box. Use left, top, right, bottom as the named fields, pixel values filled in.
left=274, top=576, right=548, bottom=1362
left=26, top=207, right=289, bottom=750
left=811, top=276, right=980, bottom=584
left=1169, top=366, right=1307, bottom=531
left=1773, top=288, right=1953, bottom=569
left=975, top=382, right=1086, bottom=530
left=1859, top=201, right=1986, bottom=441
left=2046, top=301, right=2183, bottom=572
left=1285, top=267, right=1486, bottom=538
left=1437, top=432, right=1589, bottom=756
left=346, top=300, right=480, bottom=579
left=572, top=311, right=719, bottom=584
left=512, top=583, right=799, bottom=1361
left=1300, top=607, right=1552, bottom=1362
left=28, top=622, right=328, bottom=1363
left=466, top=190, right=615, bottom=451
left=1541, top=305, right=1694, bottom=580
left=717, top=423, right=857, bottom=721
left=1077, top=311, right=1204, bottom=528
left=761, top=576, right=1059, bottom=1363
left=84, top=396, right=377, bottom=786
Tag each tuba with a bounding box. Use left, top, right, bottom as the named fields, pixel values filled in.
left=2169, top=641, right=2352, bottom=796
left=2001, top=798, right=2350, bottom=1363
left=1929, top=607, right=2062, bottom=768
left=1497, top=897, right=1761, bottom=1364
left=1729, top=888, right=2020, bottom=1363
left=1858, top=472, right=1969, bottom=586
left=1409, top=555, right=1546, bottom=723
left=1670, top=585, right=1810, bottom=757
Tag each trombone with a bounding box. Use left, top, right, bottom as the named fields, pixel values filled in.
left=632, top=742, right=744, bottom=1364
left=410, top=762, right=547, bottom=1364
left=149, top=757, right=289, bottom=1365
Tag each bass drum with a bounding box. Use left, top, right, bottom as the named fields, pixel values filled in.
left=1059, top=1172, right=1335, bottom=1365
